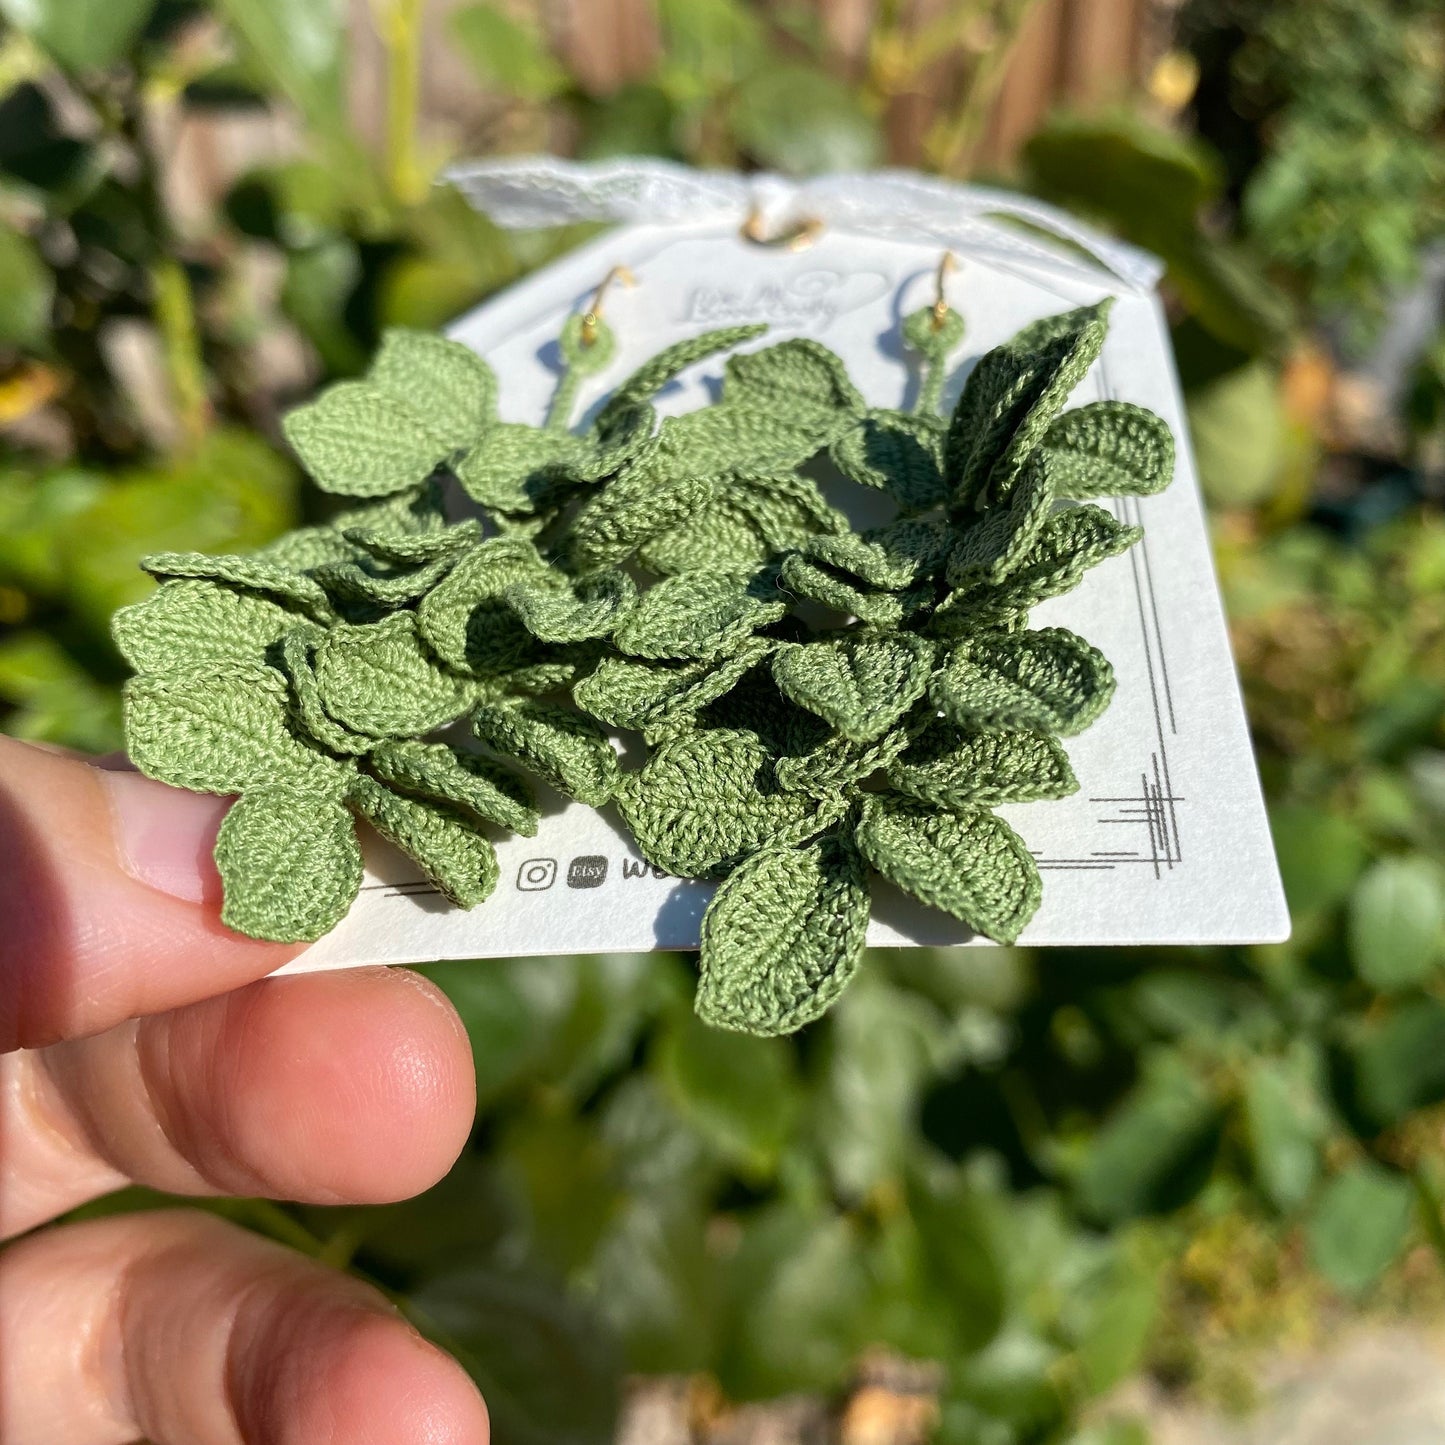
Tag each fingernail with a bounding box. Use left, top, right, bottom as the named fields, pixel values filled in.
left=100, top=768, right=232, bottom=905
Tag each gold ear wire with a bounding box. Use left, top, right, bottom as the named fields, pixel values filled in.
left=580, top=265, right=636, bottom=348
left=932, top=251, right=958, bottom=331
left=740, top=206, right=824, bottom=251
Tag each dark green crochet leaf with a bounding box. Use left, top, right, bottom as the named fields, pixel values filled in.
left=901, top=304, right=965, bottom=364
left=888, top=726, right=1079, bottom=808
left=573, top=638, right=773, bottom=737
left=368, top=739, right=539, bottom=836
left=778, top=554, right=923, bottom=627
left=615, top=571, right=785, bottom=660
left=1044, top=400, right=1175, bottom=498
left=454, top=424, right=589, bottom=513
left=943, top=503, right=1141, bottom=620
left=215, top=787, right=362, bottom=942
left=113, top=580, right=297, bottom=676
left=771, top=633, right=934, bottom=743
left=350, top=774, right=499, bottom=907
left=125, top=663, right=341, bottom=794
left=598, top=323, right=768, bottom=428
left=931, top=627, right=1116, bottom=737
left=471, top=698, right=619, bottom=805
left=946, top=450, right=1057, bottom=589
left=854, top=794, right=1041, bottom=943
left=276, top=627, right=376, bottom=756
left=313, top=611, right=475, bottom=737
left=506, top=568, right=635, bottom=643
left=806, top=518, right=950, bottom=590
left=141, top=552, right=334, bottom=621
left=773, top=724, right=912, bottom=798
left=616, top=727, right=825, bottom=878
left=723, top=339, right=864, bottom=428
left=417, top=540, right=546, bottom=675
left=946, top=300, right=1110, bottom=513
left=830, top=410, right=949, bottom=512
left=696, top=831, right=870, bottom=1035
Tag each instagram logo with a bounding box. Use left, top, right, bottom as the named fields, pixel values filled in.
left=516, top=858, right=558, bottom=892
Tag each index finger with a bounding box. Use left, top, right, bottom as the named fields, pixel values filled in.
left=0, top=736, right=302, bottom=1052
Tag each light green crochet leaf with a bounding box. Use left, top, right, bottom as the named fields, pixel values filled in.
left=113, top=580, right=297, bottom=676
left=597, top=323, right=768, bottom=429
left=888, top=726, right=1078, bottom=808
left=946, top=450, right=1057, bottom=589
left=344, top=518, right=484, bottom=565
left=615, top=571, right=785, bottom=660
left=506, top=568, right=636, bottom=643
left=616, top=727, right=826, bottom=878
left=367, top=739, right=539, bottom=836
left=276, top=627, right=376, bottom=756
left=946, top=300, right=1110, bottom=512
left=313, top=550, right=459, bottom=610
left=771, top=633, right=934, bottom=743
left=313, top=611, right=474, bottom=737
left=854, top=794, right=1041, bottom=943
left=251, top=484, right=445, bottom=572
left=931, top=627, right=1116, bottom=737
left=772, top=724, right=912, bottom=799
left=944, top=503, right=1141, bottom=618
left=723, top=339, right=864, bottom=429
left=806, top=519, right=950, bottom=590
left=368, top=329, right=496, bottom=450
left=1044, top=400, right=1175, bottom=498
left=283, top=330, right=494, bottom=496
left=125, top=663, right=341, bottom=794
left=696, top=831, right=870, bottom=1035
left=829, top=410, right=949, bottom=512
left=454, top=424, right=589, bottom=513
left=778, top=554, right=922, bottom=627
left=573, top=637, right=772, bottom=737
left=416, top=539, right=546, bottom=675
left=215, top=787, right=362, bottom=942
left=350, top=774, right=499, bottom=907
left=470, top=698, right=619, bottom=805
left=141, top=552, right=334, bottom=621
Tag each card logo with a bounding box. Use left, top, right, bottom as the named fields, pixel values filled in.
left=516, top=858, right=558, bottom=891
left=567, top=855, right=609, bottom=889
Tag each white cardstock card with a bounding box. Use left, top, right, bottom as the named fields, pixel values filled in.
left=283, top=165, right=1289, bottom=975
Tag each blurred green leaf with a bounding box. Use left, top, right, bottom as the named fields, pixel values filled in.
left=1065, top=1245, right=1163, bottom=1394
left=406, top=1268, right=621, bottom=1445
left=1306, top=1163, right=1413, bottom=1296
left=1244, top=1053, right=1325, bottom=1211
left=0, top=0, right=154, bottom=70
left=1270, top=804, right=1370, bottom=917
left=1186, top=359, right=1289, bottom=508
left=0, top=223, right=53, bottom=346
left=946, top=1327, right=1065, bottom=1438
left=655, top=1010, right=800, bottom=1178
left=0, top=467, right=105, bottom=595
left=729, top=64, right=882, bottom=175
left=1348, top=997, right=1445, bottom=1131
left=1348, top=856, right=1445, bottom=991
left=0, top=630, right=121, bottom=751
left=451, top=3, right=568, bottom=102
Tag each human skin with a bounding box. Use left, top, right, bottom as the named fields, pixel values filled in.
left=0, top=735, right=490, bottom=1445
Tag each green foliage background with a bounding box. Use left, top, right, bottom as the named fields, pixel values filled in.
left=2, top=0, right=1444, bottom=1441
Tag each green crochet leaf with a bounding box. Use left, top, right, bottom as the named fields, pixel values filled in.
left=1044, top=400, right=1175, bottom=498
left=125, top=663, right=341, bottom=794
left=888, top=726, right=1079, bottom=808
left=772, top=724, right=912, bottom=798
left=616, top=727, right=825, bottom=877
left=141, top=552, right=333, bottom=621
left=506, top=568, right=636, bottom=643
left=696, top=831, right=870, bottom=1035
left=829, top=410, right=949, bottom=512
left=597, top=323, right=768, bottom=428
left=416, top=539, right=547, bottom=675
left=854, top=794, right=1041, bottom=943
left=946, top=450, right=1057, bottom=589
left=931, top=627, right=1116, bottom=737
left=942, top=503, right=1141, bottom=620
left=901, top=303, right=966, bottom=366
left=723, top=339, right=864, bottom=430
left=771, top=633, right=934, bottom=743
left=313, top=550, right=459, bottom=610
left=454, top=424, right=589, bottom=513
left=215, top=787, right=362, bottom=942
left=313, top=611, right=474, bottom=737
left=350, top=774, right=499, bottom=907
left=946, top=300, right=1110, bottom=512
left=367, top=739, right=539, bottom=836
left=470, top=698, right=619, bottom=805
left=283, top=330, right=494, bottom=496
left=276, top=627, right=376, bottom=756
left=573, top=637, right=773, bottom=737
left=806, top=518, right=951, bottom=590
left=778, top=554, right=922, bottom=627
left=113, top=580, right=297, bottom=675
left=343, top=518, right=484, bottom=566
left=615, top=571, right=785, bottom=660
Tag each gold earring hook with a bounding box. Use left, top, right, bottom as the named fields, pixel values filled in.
left=740, top=206, right=824, bottom=252
left=932, top=252, right=958, bottom=331
left=580, top=265, right=636, bottom=347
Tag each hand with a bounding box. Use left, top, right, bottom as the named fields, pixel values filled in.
left=0, top=736, right=489, bottom=1445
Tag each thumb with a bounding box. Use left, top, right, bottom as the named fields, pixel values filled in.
left=0, top=736, right=301, bottom=1052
